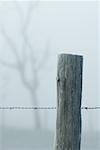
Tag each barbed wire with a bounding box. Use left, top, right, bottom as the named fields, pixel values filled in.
left=81, top=106, right=100, bottom=110
left=0, top=106, right=100, bottom=110
left=0, top=106, right=56, bottom=110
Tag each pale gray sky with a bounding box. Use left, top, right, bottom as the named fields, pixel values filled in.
left=0, top=1, right=99, bottom=149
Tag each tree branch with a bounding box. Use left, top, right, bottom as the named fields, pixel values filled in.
left=15, top=0, right=39, bottom=32
left=1, top=28, right=21, bottom=67
left=19, top=66, right=34, bottom=92
left=37, top=39, right=50, bottom=70
left=15, top=1, right=38, bottom=67
left=22, top=32, right=36, bottom=63
left=0, top=58, right=18, bottom=69
left=14, top=0, right=24, bottom=27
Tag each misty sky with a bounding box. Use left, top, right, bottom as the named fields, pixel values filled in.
left=0, top=1, right=99, bottom=149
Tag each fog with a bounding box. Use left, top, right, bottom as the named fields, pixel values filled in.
left=0, top=1, right=99, bottom=150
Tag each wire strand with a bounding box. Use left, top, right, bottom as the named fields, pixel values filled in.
left=0, top=106, right=100, bottom=110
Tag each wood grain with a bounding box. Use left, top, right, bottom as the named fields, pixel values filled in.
left=55, top=54, right=83, bottom=150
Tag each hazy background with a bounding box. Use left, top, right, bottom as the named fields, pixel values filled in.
left=0, top=0, right=99, bottom=150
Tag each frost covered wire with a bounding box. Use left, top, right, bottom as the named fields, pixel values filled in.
left=0, top=106, right=100, bottom=110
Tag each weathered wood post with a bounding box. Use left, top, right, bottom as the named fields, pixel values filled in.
left=54, top=54, right=83, bottom=150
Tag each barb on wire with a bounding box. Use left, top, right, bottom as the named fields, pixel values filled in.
left=0, top=106, right=100, bottom=110
left=81, top=106, right=100, bottom=110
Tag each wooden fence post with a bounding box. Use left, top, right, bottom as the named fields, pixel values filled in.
left=54, top=54, right=83, bottom=150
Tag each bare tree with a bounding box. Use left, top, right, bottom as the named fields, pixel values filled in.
left=0, top=1, right=50, bottom=128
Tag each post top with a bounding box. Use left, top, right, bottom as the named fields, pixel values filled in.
left=58, top=52, right=83, bottom=57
